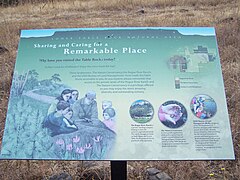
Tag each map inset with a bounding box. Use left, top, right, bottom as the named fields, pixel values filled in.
left=168, top=46, right=216, bottom=73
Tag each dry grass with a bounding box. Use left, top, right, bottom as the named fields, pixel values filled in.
left=0, top=0, right=240, bottom=179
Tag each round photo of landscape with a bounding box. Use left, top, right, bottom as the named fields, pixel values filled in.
left=158, top=100, right=187, bottom=128
left=129, top=100, right=154, bottom=123
left=190, top=94, right=217, bottom=119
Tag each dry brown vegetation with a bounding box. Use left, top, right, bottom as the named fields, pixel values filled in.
left=0, top=0, right=240, bottom=179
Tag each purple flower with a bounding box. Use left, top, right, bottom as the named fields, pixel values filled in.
left=73, top=135, right=80, bottom=143
left=56, top=139, right=64, bottom=145
left=66, top=144, right=73, bottom=151
left=93, top=135, right=102, bottom=142
left=76, top=147, right=85, bottom=154
left=85, top=143, right=92, bottom=149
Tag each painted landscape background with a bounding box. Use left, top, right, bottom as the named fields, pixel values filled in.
left=0, top=0, right=239, bottom=179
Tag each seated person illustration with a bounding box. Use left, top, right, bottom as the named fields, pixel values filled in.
left=47, top=89, right=72, bottom=115
left=72, top=90, right=98, bottom=123
left=62, top=109, right=77, bottom=129
left=69, top=89, right=79, bottom=105
left=102, top=108, right=116, bottom=133
left=43, top=101, right=78, bottom=137
left=102, top=100, right=112, bottom=111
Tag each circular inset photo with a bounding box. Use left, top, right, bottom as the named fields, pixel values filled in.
left=190, top=94, right=217, bottom=119
left=129, top=100, right=154, bottom=123
left=158, top=100, right=187, bottom=128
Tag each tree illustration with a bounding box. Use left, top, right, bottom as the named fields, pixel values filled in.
left=25, top=69, right=39, bottom=90
left=51, top=74, right=61, bottom=83
left=29, top=70, right=39, bottom=79
left=12, top=70, right=29, bottom=96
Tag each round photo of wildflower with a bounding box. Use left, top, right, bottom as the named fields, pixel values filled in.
left=190, top=94, right=217, bottom=119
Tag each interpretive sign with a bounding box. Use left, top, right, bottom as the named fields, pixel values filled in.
left=0, top=27, right=235, bottom=160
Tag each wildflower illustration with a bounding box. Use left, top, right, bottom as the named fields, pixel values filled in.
left=64, top=143, right=73, bottom=159
left=66, top=144, right=73, bottom=151
left=76, top=147, right=85, bottom=154
left=84, top=143, right=93, bottom=160
left=93, top=135, right=102, bottom=142
left=85, top=143, right=92, bottom=149
left=92, top=135, right=103, bottom=159
left=76, top=147, right=85, bottom=159
left=73, top=135, right=80, bottom=143
left=55, top=138, right=66, bottom=158
left=56, top=138, right=65, bottom=145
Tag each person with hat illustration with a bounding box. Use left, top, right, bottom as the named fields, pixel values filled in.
left=71, top=90, right=98, bottom=124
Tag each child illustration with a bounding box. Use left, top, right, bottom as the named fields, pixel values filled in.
left=62, top=109, right=78, bottom=129
left=102, top=108, right=116, bottom=133
left=102, top=100, right=112, bottom=110
left=47, top=89, right=72, bottom=115
left=43, top=101, right=78, bottom=137
left=69, top=89, right=79, bottom=105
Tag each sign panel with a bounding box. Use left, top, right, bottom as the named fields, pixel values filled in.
left=0, top=27, right=235, bottom=160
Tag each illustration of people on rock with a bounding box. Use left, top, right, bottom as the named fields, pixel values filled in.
left=42, top=89, right=116, bottom=160
left=158, top=100, right=187, bottom=128
left=190, top=94, right=217, bottom=119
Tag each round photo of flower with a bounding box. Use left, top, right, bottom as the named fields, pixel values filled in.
left=158, top=100, right=187, bottom=128
left=129, top=100, right=154, bottom=123
left=190, top=94, right=217, bottom=119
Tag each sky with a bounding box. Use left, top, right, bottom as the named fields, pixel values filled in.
left=20, top=27, right=215, bottom=38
